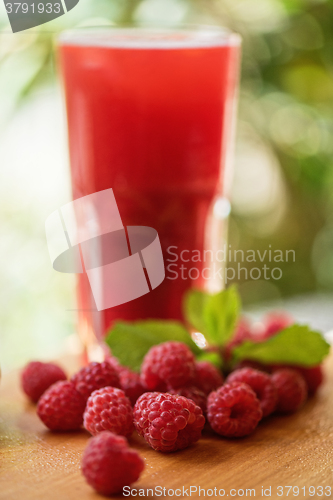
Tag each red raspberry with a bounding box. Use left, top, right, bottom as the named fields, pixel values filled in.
left=119, top=367, right=147, bottom=405
left=168, top=386, right=207, bottom=414
left=105, top=355, right=147, bottom=405
left=226, top=368, right=277, bottom=417
left=71, top=361, right=120, bottom=401
left=194, top=361, right=224, bottom=395
left=224, top=318, right=253, bottom=360
left=141, top=341, right=196, bottom=390
left=256, top=312, right=294, bottom=341
left=21, top=361, right=67, bottom=403
left=207, top=382, right=262, bottom=437
left=104, top=353, right=122, bottom=372
left=84, top=387, right=134, bottom=437
left=295, top=365, right=323, bottom=395
left=271, top=369, right=307, bottom=413
left=82, top=431, right=144, bottom=496
left=270, top=363, right=324, bottom=396
left=133, top=392, right=205, bottom=452
left=37, top=381, right=86, bottom=431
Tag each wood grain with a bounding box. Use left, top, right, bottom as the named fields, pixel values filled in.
left=1, top=357, right=333, bottom=499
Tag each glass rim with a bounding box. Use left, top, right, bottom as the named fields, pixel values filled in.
left=58, top=25, right=242, bottom=49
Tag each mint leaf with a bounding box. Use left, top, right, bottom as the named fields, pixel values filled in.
left=184, top=285, right=240, bottom=346
left=183, top=289, right=208, bottom=337
left=232, top=324, right=330, bottom=367
left=105, top=320, right=201, bottom=372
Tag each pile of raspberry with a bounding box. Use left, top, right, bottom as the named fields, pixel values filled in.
left=21, top=315, right=324, bottom=495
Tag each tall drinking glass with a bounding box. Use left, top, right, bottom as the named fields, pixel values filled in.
left=58, top=27, right=241, bottom=346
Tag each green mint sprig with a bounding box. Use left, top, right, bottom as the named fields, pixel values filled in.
left=232, top=325, right=330, bottom=367
left=183, top=285, right=240, bottom=346
left=105, top=286, right=330, bottom=372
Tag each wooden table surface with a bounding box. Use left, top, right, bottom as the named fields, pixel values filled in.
left=1, top=357, right=333, bottom=500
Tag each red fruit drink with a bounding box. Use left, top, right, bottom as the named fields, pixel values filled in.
left=59, top=27, right=241, bottom=341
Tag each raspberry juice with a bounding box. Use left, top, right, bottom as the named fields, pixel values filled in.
left=59, top=27, right=241, bottom=341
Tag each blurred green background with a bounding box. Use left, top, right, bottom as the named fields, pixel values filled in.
left=1, top=0, right=333, bottom=369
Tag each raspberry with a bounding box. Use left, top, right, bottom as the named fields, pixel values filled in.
left=226, top=368, right=277, bottom=417
left=105, top=355, right=147, bottom=405
left=194, top=361, right=224, bottom=395
left=141, top=341, right=196, bottom=390
left=271, top=369, right=307, bottom=413
left=133, top=392, right=205, bottom=452
left=270, top=364, right=324, bottom=396
left=168, top=386, right=207, bottom=414
left=257, top=312, right=294, bottom=341
left=119, top=367, right=147, bottom=405
left=224, top=318, right=253, bottom=360
left=71, top=361, right=120, bottom=401
left=84, top=386, right=134, bottom=437
left=232, top=318, right=253, bottom=343
left=21, top=361, right=67, bottom=403
left=104, top=353, right=122, bottom=372
left=207, top=382, right=262, bottom=437
left=37, top=381, right=86, bottom=431
left=82, top=431, right=144, bottom=496
left=295, top=365, right=323, bottom=395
